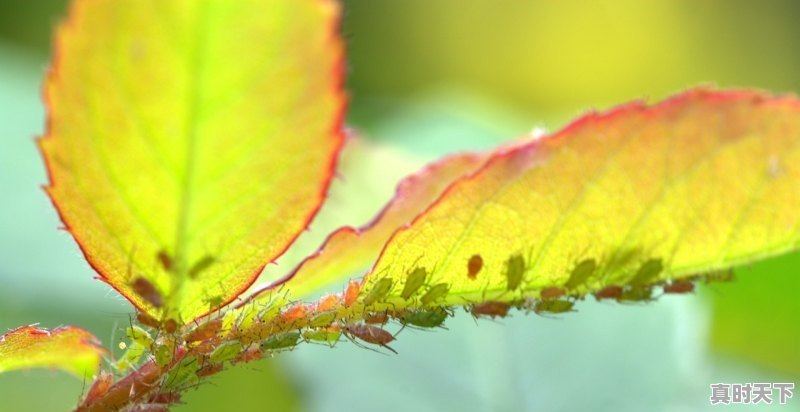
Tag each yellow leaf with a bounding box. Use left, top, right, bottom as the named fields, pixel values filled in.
left=356, top=89, right=800, bottom=310
left=39, top=0, right=345, bottom=322
left=0, top=325, right=105, bottom=378
left=250, top=137, right=488, bottom=302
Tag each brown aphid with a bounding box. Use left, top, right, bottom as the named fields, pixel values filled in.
left=663, top=279, right=695, bottom=294
left=467, top=255, right=483, bottom=280
left=82, top=371, right=113, bottom=406
left=163, top=319, right=179, bottom=334
left=136, top=312, right=161, bottom=329
left=233, top=347, right=263, bottom=364
left=344, top=323, right=397, bottom=354
left=184, top=319, right=222, bottom=343
left=149, top=392, right=181, bottom=405
left=540, top=287, right=566, bottom=300
left=192, top=340, right=216, bottom=354
left=471, top=301, right=511, bottom=319
left=343, top=280, right=361, bottom=308
left=132, top=277, right=163, bottom=308
left=594, top=285, right=623, bottom=301
left=364, top=311, right=389, bottom=325
left=188, top=255, right=215, bottom=279
left=196, top=362, right=223, bottom=378
left=157, top=250, right=173, bottom=272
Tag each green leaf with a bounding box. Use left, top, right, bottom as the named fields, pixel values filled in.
left=39, top=0, right=346, bottom=323
left=0, top=325, right=105, bottom=378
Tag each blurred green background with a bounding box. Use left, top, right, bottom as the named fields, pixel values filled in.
left=1, top=1, right=798, bottom=411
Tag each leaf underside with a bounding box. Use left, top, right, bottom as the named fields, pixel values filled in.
left=229, top=89, right=800, bottom=343
left=39, top=0, right=345, bottom=322
left=0, top=325, right=105, bottom=378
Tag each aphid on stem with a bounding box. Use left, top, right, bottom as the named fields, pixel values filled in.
left=470, top=301, right=510, bottom=319
left=184, top=319, right=222, bottom=343
left=593, top=285, right=623, bottom=301
left=662, top=279, right=695, bottom=294
left=343, top=323, right=397, bottom=354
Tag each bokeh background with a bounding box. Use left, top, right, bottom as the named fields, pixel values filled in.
left=1, top=1, right=798, bottom=411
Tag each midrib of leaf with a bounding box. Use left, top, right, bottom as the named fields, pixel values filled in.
left=172, top=3, right=211, bottom=311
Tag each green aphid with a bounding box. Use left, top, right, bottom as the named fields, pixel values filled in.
left=163, top=357, right=199, bottom=390
left=154, top=344, right=173, bottom=368
left=363, top=278, right=394, bottom=306
left=126, top=325, right=153, bottom=348
left=630, top=258, right=664, bottom=287
left=261, top=331, right=301, bottom=351
left=401, top=267, right=428, bottom=300
left=309, top=312, right=337, bottom=328
left=399, top=309, right=448, bottom=328
left=618, top=286, right=654, bottom=303
left=564, top=258, right=597, bottom=290
left=420, top=283, right=449, bottom=305
left=302, top=329, right=342, bottom=347
left=505, top=254, right=526, bottom=291
left=604, top=248, right=640, bottom=274
left=210, top=341, right=243, bottom=364
left=113, top=342, right=146, bottom=371
left=533, top=299, right=574, bottom=315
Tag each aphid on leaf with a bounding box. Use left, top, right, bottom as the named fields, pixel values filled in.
left=470, top=301, right=510, bottom=319
left=126, top=325, right=154, bottom=348
left=136, top=312, right=161, bottom=329
left=505, top=254, right=526, bottom=291
left=344, top=323, right=397, bottom=354
left=363, top=278, right=394, bottom=306
left=401, top=267, right=428, bottom=300
left=663, top=279, right=695, bottom=294
left=617, top=286, right=654, bottom=303
left=533, top=299, right=574, bottom=315
left=157, top=250, right=173, bottom=272
left=302, top=327, right=342, bottom=347
left=132, top=277, right=163, bottom=308
left=594, top=285, right=623, bottom=301
left=540, top=287, right=566, bottom=300
left=630, top=258, right=664, bottom=287
left=703, top=269, right=735, bottom=283
left=364, top=311, right=389, bottom=325
left=184, top=319, right=222, bottom=343
left=309, top=312, right=337, bottom=328
left=196, top=363, right=223, bottom=378
left=188, top=255, right=215, bottom=279
left=163, top=319, right=179, bottom=334
left=316, top=294, right=340, bottom=312
left=261, top=331, right=301, bottom=351
left=210, top=341, right=243, bottom=364
left=399, top=308, right=449, bottom=328
left=467, top=254, right=483, bottom=280
left=420, top=283, right=449, bottom=305
left=564, top=258, right=597, bottom=290
left=233, top=347, right=263, bottom=364
left=343, top=280, right=361, bottom=308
